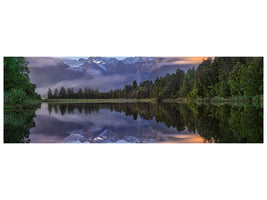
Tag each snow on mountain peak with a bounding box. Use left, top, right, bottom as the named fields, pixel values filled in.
left=120, top=57, right=155, bottom=64
left=64, top=57, right=156, bottom=68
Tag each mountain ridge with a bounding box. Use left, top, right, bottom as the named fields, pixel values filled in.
left=28, top=57, right=199, bottom=96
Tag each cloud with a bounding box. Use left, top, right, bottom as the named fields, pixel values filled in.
left=26, top=57, right=64, bottom=68
left=157, top=57, right=208, bottom=65
left=36, top=74, right=130, bottom=96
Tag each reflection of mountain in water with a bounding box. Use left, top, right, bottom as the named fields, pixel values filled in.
left=32, top=103, right=188, bottom=143
left=63, top=128, right=165, bottom=143
left=42, top=102, right=263, bottom=143
left=4, top=102, right=263, bottom=143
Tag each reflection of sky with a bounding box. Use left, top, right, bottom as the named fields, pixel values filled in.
left=36, top=103, right=147, bottom=129
left=29, top=103, right=205, bottom=143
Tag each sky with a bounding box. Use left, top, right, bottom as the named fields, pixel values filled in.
left=66, top=57, right=207, bottom=63
left=155, top=57, right=207, bottom=65
left=26, top=57, right=208, bottom=68
left=68, top=57, right=125, bottom=60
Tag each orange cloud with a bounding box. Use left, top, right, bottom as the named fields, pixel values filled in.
left=172, top=57, right=208, bottom=64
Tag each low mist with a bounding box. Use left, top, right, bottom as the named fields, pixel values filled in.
left=36, top=74, right=132, bottom=97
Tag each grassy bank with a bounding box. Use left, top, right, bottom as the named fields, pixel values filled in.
left=42, top=98, right=158, bottom=103
left=42, top=96, right=263, bottom=106
left=175, top=95, right=263, bottom=107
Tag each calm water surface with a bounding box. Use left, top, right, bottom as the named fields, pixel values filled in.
left=4, top=102, right=263, bottom=143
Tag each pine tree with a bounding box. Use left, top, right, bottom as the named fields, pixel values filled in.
left=47, top=88, right=53, bottom=99
left=59, top=87, right=67, bottom=99
left=54, top=88, right=58, bottom=99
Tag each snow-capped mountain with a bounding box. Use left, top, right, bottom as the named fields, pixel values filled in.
left=64, top=57, right=118, bottom=68
left=63, top=58, right=86, bottom=68
left=64, top=57, right=156, bottom=68
left=63, top=57, right=159, bottom=75
left=120, top=57, right=155, bottom=64
left=28, top=57, right=199, bottom=96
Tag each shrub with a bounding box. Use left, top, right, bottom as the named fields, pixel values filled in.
left=4, top=89, right=29, bottom=105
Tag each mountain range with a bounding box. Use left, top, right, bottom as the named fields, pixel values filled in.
left=27, top=57, right=199, bottom=97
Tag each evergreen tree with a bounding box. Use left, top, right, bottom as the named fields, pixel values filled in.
left=47, top=88, right=53, bottom=99
left=133, top=80, right=138, bottom=89
left=4, top=57, right=40, bottom=100
left=59, top=87, right=67, bottom=99
left=67, top=88, right=74, bottom=99
left=77, top=88, right=83, bottom=99
left=54, top=88, right=59, bottom=99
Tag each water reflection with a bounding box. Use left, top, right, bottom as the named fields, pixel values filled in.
left=4, top=102, right=263, bottom=143
left=4, top=104, right=41, bottom=143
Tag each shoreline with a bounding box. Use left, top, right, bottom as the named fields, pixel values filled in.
left=4, top=100, right=42, bottom=112
left=4, top=95, right=263, bottom=111
left=41, top=96, right=263, bottom=107
left=42, top=98, right=158, bottom=103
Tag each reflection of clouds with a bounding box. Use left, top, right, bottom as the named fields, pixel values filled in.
left=161, top=134, right=206, bottom=143
left=38, top=108, right=133, bottom=128
left=29, top=133, right=64, bottom=143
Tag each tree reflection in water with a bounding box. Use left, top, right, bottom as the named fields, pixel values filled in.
left=4, top=104, right=41, bottom=143
left=46, top=102, right=263, bottom=143
left=4, top=102, right=263, bottom=143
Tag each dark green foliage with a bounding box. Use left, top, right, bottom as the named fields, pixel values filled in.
left=4, top=104, right=40, bottom=143
left=194, top=58, right=218, bottom=97
left=4, top=88, right=28, bottom=105
left=4, top=57, right=41, bottom=104
left=182, top=57, right=263, bottom=99
left=181, top=67, right=195, bottom=97
left=240, top=57, right=263, bottom=96
left=153, top=69, right=185, bottom=99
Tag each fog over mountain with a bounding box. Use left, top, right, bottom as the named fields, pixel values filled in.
left=27, top=57, right=203, bottom=97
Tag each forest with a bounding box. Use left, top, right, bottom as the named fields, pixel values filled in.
left=47, top=57, right=263, bottom=102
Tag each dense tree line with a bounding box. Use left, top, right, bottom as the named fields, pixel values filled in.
left=47, top=80, right=155, bottom=99
left=4, top=57, right=41, bottom=105
left=47, top=57, right=263, bottom=100
left=152, top=57, right=263, bottom=99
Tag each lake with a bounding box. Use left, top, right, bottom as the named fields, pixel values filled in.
left=4, top=102, right=263, bottom=143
